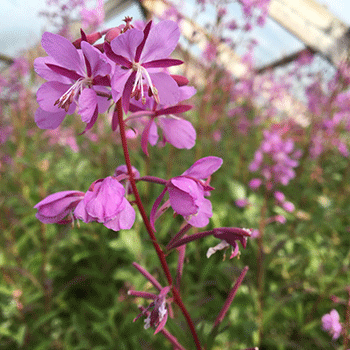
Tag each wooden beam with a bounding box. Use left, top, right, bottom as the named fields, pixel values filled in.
left=256, top=47, right=316, bottom=73
left=268, top=0, right=350, bottom=66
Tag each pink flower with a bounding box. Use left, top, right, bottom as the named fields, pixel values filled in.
left=274, top=215, right=286, bottom=224
left=127, top=85, right=197, bottom=154
left=0, top=125, right=12, bottom=144
left=274, top=191, right=285, bottom=203
left=227, top=20, right=238, bottom=30
left=249, top=178, right=262, bottom=190
left=250, top=229, right=260, bottom=239
left=249, top=128, right=301, bottom=188
left=114, top=164, right=140, bottom=179
left=282, top=201, right=295, bottom=213
left=167, top=227, right=250, bottom=259
left=104, top=20, right=183, bottom=112
left=151, top=157, right=223, bottom=228
left=322, top=309, right=342, bottom=339
left=34, top=32, right=111, bottom=131
left=235, top=198, right=249, bottom=208
left=114, top=164, right=140, bottom=195
left=202, top=42, right=217, bottom=62
left=34, top=190, right=85, bottom=224
left=35, top=176, right=135, bottom=231
left=74, top=176, right=135, bottom=231
left=207, top=227, right=251, bottom=259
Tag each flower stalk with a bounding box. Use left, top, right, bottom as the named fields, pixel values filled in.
left=116, top=98, right=202, bottom=350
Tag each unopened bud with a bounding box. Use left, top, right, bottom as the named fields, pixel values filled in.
left=72, top=32, right=102, bottom=48
left=170, top=74, right=189, bottom=86
left=105, top=27, right=122, bottom=43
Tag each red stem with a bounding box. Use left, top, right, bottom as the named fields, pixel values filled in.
left=116, top=99, right=202, bottom=350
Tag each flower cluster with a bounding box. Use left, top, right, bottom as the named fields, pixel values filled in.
left=238, top=0, right=271, bottom=27
left=321, top=309, right=342, bottom=340
left=306, top=78, right=350, bottom=158
left=249, top=127, right=302, bottom=189
left=34, top=18, right=196, bottom=152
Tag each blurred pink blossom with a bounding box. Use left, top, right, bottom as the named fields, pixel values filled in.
left=322, top=309, right=342, bottom=340
left=81, top=0, right=105, bottom=32
left=235, top=198, right=249, bottom=208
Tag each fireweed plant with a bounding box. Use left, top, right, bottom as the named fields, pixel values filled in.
left=321, top=287, right=350, bottom=348
left=33, top=18, right=252, bottom=349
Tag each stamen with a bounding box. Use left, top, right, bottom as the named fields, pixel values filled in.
left=131, top=61, right=160, bottom=105
left=54, top=77, right=92, bottom=111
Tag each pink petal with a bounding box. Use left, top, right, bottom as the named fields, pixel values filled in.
left=34, top=57, right=72, bottom=83
left=81, top=41, right=111, bottom=77
left=104, top=199, right=135, bottom=231
left=110, top=28, right=144, bottom=62
left=104, top=42, right=132, bottom=67
left=85, top=177, right=125, bottom=221
left=148, top=120, right=159, bottom=146
left=80, top=105, right=98, bottom=134
left=74, top=200, right=93, bottom=223
left=168, top=178, right=200, bottom=216
left=41, top=32, right=84, bottom=74
left=36, top=191, right=77, bottom=207
left=110, top=67, right=132, bottom=104
left=179, top=86, right=197, bottom=101
left=35, top=190, right=84, bottom=223
left=34, top=107, right=67, bottom=130
left=78, top=88, right=98, bottom=123
left=122, top=71, right=137, bottom=113
left=36, top=81, right=72, bottom=112
left=158, top=117, right=196, bottom=149
left=94, top=86, right=111, bottom=113
left=186, top=198, right=212, bottom=227
left=140, top=20, right=180, bottom=62
left=154, top=311, right=168, bottom=335
left=150, top=72, right=180, bottom=106
left=182, top=156, right=223, bottom=179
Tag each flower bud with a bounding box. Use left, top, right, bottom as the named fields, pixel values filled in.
left=105, top=27, right=122, bottom=43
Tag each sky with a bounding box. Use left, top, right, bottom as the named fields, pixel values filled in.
left=0, top=0, right=349, bottom=62
left=0, top=0, right=141, bottom=57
